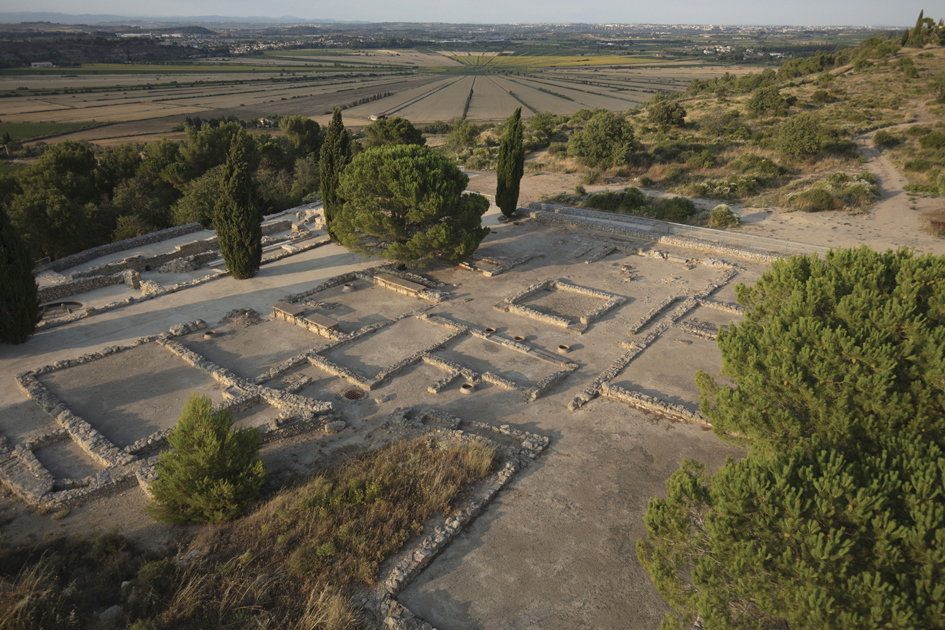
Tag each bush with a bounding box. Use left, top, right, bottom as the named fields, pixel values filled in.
left=776, top=113, right=822, bottom=161
left=146, top=393, right=268, bottom=524
left=919, top=130, right=945, bottom=150
left=581, top=168, right=603, bottom=185
left=873, top=129, right=898, bottom=148
left=584, top=187, right=647, bottom=213
left=706, top=204, right=740, bottom=228
left=690, top=175, right=760, bottom=199
left=639, top=175, right=655, bottom=187
left=547, top=142, right=567, bottom=156
left=790, top=187, right=836, bottom=212
left=811, top=89, right=830, bottom=104
left=746, top=86, right=785, bottom=114
left=663, top=164, right=685, bottom=182
left=641, top=197, right=697, bottom=222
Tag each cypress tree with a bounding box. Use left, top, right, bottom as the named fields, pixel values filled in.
left=319, top=107, right=352, bottom=240
left=146, top=393, right=268, bottom=525
left=214, top=133, right=262, bottom=280
left=0, top=206, right=38, bottom=345
left=495, top=107, right=525, bottom=218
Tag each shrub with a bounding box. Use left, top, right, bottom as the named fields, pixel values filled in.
left=574, top=184, right=586, bottom=195
left=690, top=175, right=760, bottom=199
left=146, top=393, right=268, bottom=525
left=639, top=175, right=655, bottom=187
left=728, top=153, right=783, bottom=177
left=663, top=164, right=685, bottom=182
left=873, top=129, right=897, bottom=148
left=641, top=197, right=697, bottom=222
left=547, top=142, right=567, bottom=156
left=746, top=86, right=785, bottom=114
left=811, top=89, right=830, bottom=104
left=584, top=187, right=647, bottom=213
left=919, top=130, right=945, bottom=150
left=776, top=113, right=822, bottom=162
left=789, top=187, right=836, bottom=212
left=706, top=204, right=740, bottom=228
left=581, top=168, right=603, bottom=185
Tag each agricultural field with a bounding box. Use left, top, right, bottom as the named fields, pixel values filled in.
left=444, top=53, right=664, bottom=70
left=0, top=48, right=756, bottom=144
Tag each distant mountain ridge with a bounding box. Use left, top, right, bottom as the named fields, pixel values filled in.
left=0, top=12, right=362, bottom=25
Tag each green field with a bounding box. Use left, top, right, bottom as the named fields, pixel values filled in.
left=0, top=121, right=101, bottom=140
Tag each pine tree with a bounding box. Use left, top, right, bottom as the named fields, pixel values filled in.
left=146, top=393, right=268, bottom=525
left=0, top=206, right=38, bottom=344
left=639, top=436, right=945, bottom=630
left=495, top=107, right=525, bottom=218
left=697, top=246, right=945, bottom=454
left=319, top=107, right=352, bottom=241
left=214, top=132, right=262, bottom=280
left=333, top=144, right=490, bottom=267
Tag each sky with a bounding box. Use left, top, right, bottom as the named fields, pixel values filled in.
left=2, top=0, right=933, bottom=27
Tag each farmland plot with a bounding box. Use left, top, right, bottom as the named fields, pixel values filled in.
left=489, top=75, right=585, bottom=117
left=392, top=75, right=476, bottom=122
left=504, top=76, right=637, bottom=111
left=465, top=76, right=533, bottom=121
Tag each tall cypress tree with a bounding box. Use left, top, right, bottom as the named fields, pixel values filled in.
left=319, top=107, right=352, bottom=241
left=0, top=206, right=38, bottom=344
left=214, top=133, right=261, bottom=280
left=495, top=107, right=525, bottom=218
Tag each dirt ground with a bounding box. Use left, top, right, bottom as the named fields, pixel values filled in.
left=1, top=118, right=943, bottom=628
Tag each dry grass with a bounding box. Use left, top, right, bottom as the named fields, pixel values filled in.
left=0, top=438, right=497, bottom=630
left=140, top=436, right=497, bottom=629
left=0, top=560, right=74, bottom=630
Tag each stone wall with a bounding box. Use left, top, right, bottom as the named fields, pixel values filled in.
left=35, top=223, right=204, bottom=274
left=368, top=408, right=549, bottom=630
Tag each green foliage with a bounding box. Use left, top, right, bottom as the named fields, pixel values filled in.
left=697, top=246, right=945, bottom=453
left=746, top=86, right=785, bottom=115
left=706, top=204, right=740, bottom=228
left=495, top=107, right=525, bottom=218
left=319, top=108, right=353, bottom=241
left=584, top=187, right=647, bottom=212
left=146, top=393, right=267, bottom=525
left=776, top=113, right=822, bottom=162
left=444, top=118, right=479, bottom=153
left=214, top=133, right=262, bottom=280
left=788, top=187, right=837, bottom=212
left=566, top=109, right=635, bottom=169
left=172, top=165, right=224, bottom=228
left=279, top=115, right=321, bottom=157
left=642, top=197, right=697, bottom=222
left=334, top=144, right=489, bottom=267
left=0, top=206, right=38, bottom=344
left=638, top=436, right=945, bottom=630
left=647, top=94, right=687, bottom=128
left=919, top=130, right=945, bottom=150
left=363, top=116, right=425, bottom=148
left=873, top=129, right=898, bottom=148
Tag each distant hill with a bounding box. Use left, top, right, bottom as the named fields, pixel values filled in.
left=0, top=12, right=362, bottom=26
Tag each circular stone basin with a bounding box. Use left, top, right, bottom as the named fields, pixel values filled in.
left=39, top=301, right=83, bottom=319
left=514, top=335, right=526, bottom=342
left=484, top=327, right=496, bottom=334
left=460, top=383, right=475, bottom=395
left=341, top=283, right=356, bottom=293
left=557, top=344, right=571, bottom=354
left=204, top=330, right=216, bottom=339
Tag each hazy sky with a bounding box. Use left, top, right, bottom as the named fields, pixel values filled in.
left=7, top=0, right=932, bottom=27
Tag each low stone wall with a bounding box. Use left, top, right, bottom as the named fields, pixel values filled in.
left=369, top=408, right=549, bottom=630
left=628, top=296, right=677, bottom=335
left=38, top=273, right=127, bottom=304
left=34, top=223, right=203, bottom=274
left=495, top=279, right=624, bottom=334
left=601, top=383, right=709, bottom=425
left=6, top=318, right=336, bottom=509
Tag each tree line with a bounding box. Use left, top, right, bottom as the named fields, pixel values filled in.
left=0, top=115, right=322, bottom=262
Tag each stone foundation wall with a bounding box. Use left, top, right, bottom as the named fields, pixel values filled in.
left=34, top=223, right=203, bottom=274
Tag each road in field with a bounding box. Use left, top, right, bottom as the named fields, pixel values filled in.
left=392, top=75, right=476, bottom=122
